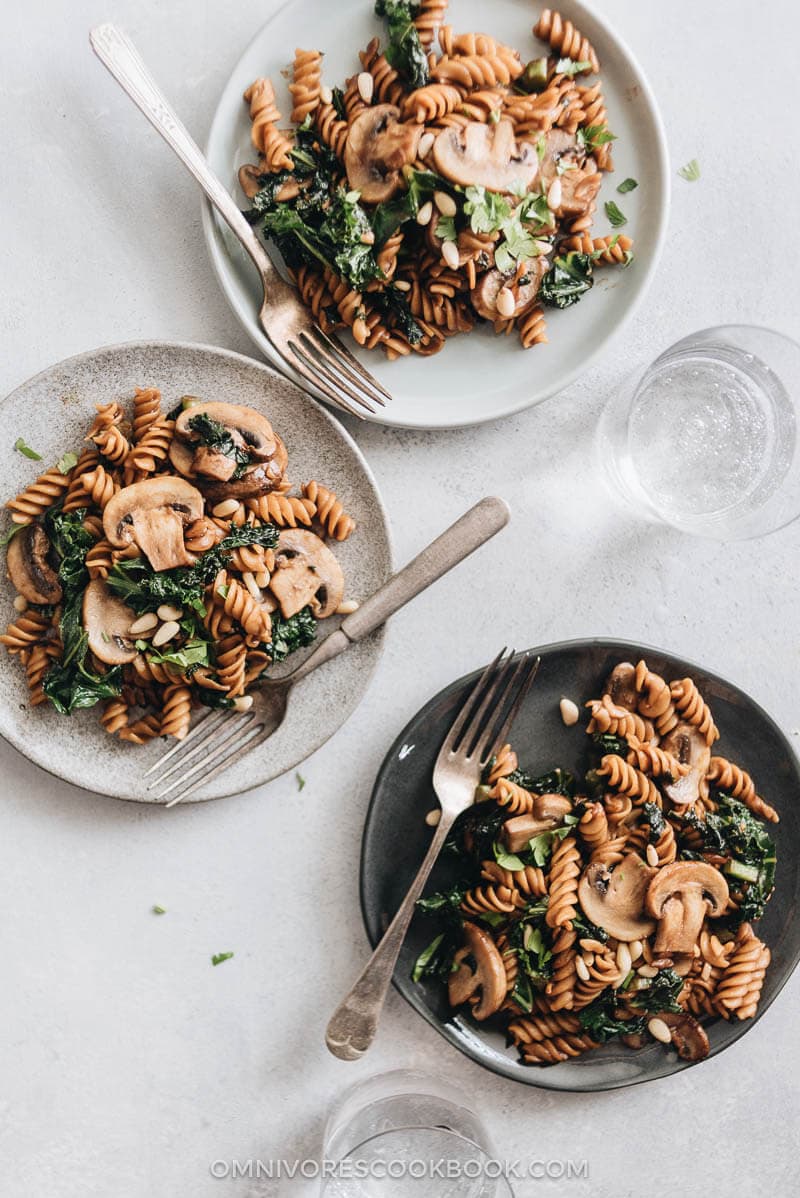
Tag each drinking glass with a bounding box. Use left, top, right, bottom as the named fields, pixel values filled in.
left=320, top=1070, right=514, bottom=1197
left=596, top=325, right=800, bottom=539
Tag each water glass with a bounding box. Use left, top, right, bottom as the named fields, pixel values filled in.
left=596, top=325, right=800, bottom=539
left=320, top=1070, right=514, bottom=1197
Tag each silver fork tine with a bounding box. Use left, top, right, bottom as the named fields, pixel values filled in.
left=301, top=330, right=387, bottom=409
left=479, top=654, right=541, bottom=767
left=440, top=647, right=507, bottom=756
left=454, top=649, right=519, bottom=759
left=161, top=722, right=267, bottom=806
left=307, top=327, right=390, bottom=405
left=147, top=712, right=257, bottom=791
left=295, top=334, right=381, bottom=414
left=471, top=652, right=528, bottom=760
left=143, top=709, right=224, bottom=777
left=286, top=344, right=366, bottom=418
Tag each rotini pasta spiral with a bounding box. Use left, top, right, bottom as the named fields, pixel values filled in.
left=245, top=493, right=316, bottom=528
left=706, top=757, right=778, bottom=823
left=159, top=683, right=192, bottom=741
left=7, top=466, right=71, bottom=524
left=132, top=387, right=162, bottom=441
left=532, top=8, right=599, bottom=74
left=670, top=678, right=719, bottom=745
left=545, top=836, right=580, bottom=930
left=597, top=755, right=660, bottom=806
left=243, top=78, right=293, bottom=172
left=300, top=481, right=355, bottom=541
left=487, top=742, right=518, bottom=786
left=413, top=0, right=449, bottom=48
left=634, top=660, right=678, bottom=736
left=126, top=417, right=174, bottom=477
left=214, top=635, right=247, bottom=697
left=288, top=48, right=323, bottom=123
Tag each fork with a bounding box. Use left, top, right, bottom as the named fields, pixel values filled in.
left=325, top=647, right=540, bottom=1060
left=89, top=24, right=391, bottom=420
left=146, top=496, right=510, bottom=805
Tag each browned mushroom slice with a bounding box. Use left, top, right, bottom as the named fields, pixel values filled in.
left=660, top=722, right=711, bottom=806
left=433, top=119, right=539, bottom=192
left=502, top=793, right=573, bottom=853
left=470, top=258, right=547, bottom=321
left=173, top=400, right=280, bottom=486
left=645, top=862, right=728, bottom=955
left=269, top=529, right=344, bottom=619
left=344, top=105, right=422, bottom=204
left=6, top=523, right=62, bottom=605
left=201, top=443, right=289, bottom=504
left=537, top=128, right=585, bottom=188
left=577, top=853, right=657, bottom=942
left=103, top=476, right=203, bottom=572
left=446, top=922, right=506, bottom=1020
left=82, top=578, right=137, bottom=666
left=604, top=661, right=638, bottom=710
left=238, top=162, right=300, bottom=203
left=657, top=1012, right=710, bottom=1061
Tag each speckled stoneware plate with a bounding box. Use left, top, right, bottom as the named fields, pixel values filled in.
left=202, top=0, right=670, bottom=430
left=361, top=639, right=800, bottom=1091
left=0, top=341, right=392, bottom=803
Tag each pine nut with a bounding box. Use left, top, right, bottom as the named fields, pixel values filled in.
left=213, top=498, right=240, bottom=519
left=320, top=84, right=333, bottom=105
left=616, top=943, right=632, bottom=975
left=336, top=599, right=360, bottom=614
left=254, top=570, right=270, bottom=588
left=434, top=190, right=457, bottom=217
left=156, top=604, right=183, bottom=622
left=152, top=620, right=180, bottom=647
left=129, top=612, right=159, bottom=635
left=360, top=230, right=375, bottom=245
left=232, top=695, right=253, bottom=713
left=357, top=71, right=374, bottom=104
left=647, top=1017, right=672, bottom=1044
left=495, top=287, right=515, bottom=318
left=559, top=697, right=579, bottom=726
left=13, top=594, right=28, bottom=612
left=242, top=571, right=262, bottom=601
left=646, top=843, right=659, bottom=867
left=629, top=939, right=643, bottom=962
left=547, top=177, right=562, bottom=210
left=579, top=938, right=606, bottom=953
left=416, top=201, right=433, bottom=226
left=533, top=238, right=554, bottom=255
left=638, top=964, right=658, bottom=978
left=441, top=239, right=460, bottom=270
left=583, top=952, right=594, bottom=967
left=575, top=956, right=590, bottom=982
left=701, top=962, right=712, bottom=981
left=418, top=131, right=435, bottom=158
left=425, top=809, right=441, bottom=827
left=393, top=279, right=411, bottom=291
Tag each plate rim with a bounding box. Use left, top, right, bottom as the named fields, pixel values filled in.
left=359, top=635, right=800, bottom=1091
left=0, top=337, right=394, bottom=803
left=200, top=0, right=672, bottom=431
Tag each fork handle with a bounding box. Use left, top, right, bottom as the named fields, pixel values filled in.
left=325, top=811, right=456, bottom=1060
left=89, top=24, right=283, bottom=284
left=288, top=496, right=510, bottom=686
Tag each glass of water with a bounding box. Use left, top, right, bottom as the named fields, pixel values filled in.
left=320, top=1070, right=514, bottom=1197
left=596, top=325, right=800, bottom=539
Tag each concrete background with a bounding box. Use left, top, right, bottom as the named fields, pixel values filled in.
left=0, top=2, right=798, bottom=1195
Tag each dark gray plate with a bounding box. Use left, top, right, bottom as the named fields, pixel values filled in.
left=360, top=639, right=800, bottom=1091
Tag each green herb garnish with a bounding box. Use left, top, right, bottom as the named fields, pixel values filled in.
left=296, top=772, right=306, bottom=792
left=678, top=158, right=701, bottom=182
left=617, top=177, right=638, bottom=194
left=13, top=438, right=42, bottom=461
left=539, top=252, right=594, bottom=309
left=604, top=200, right=627, bottom=227
left=211, top=952, right=234, bottom=966
left=56, top=451, right=79, bottom=474
left=374, top=1, right=429, bottom=89
left=152, top=905, right=166, bottom=915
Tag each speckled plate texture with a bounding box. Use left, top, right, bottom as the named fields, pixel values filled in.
left=0, top=341, right=392, bottom=803
left=203, top=0, right=670, bottom=429
left=361, top=639, right=800, bottom=1090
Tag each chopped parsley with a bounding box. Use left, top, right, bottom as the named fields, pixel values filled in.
left=13, top=437, right=42, bottom=461
left=604, top=200, right=628, bottom=227
left=211, top=951, right=234, bottom=966
left=678, top=158, right=701, bottom=182
left=617, top=177, right=638, bottom=194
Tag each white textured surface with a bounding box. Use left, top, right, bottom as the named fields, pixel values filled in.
left=0, top=2, right=798, bottom=1196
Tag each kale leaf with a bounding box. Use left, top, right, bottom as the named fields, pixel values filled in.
left=540, top=252, right=594, bottom=309
left=370, top=286, right=424, bottom=345
left=267, top=606, right=317, bottom=662
left=42, top=588, right=123, bottom=714
left=571, top=911, right=609, bottom=943
left=371, top=169, right=446, bottom=246
left=259, top=186, right=382, bottom=290
left=375, top=1, right=429, bottom=89
left=187, top=412, right=251, bottom=475
left=578, top=993, right=645, bottom=1042
left=507, top=766, right=575, bottom=797
left=43, top=506, right=93, bottom=594
left=624, top=967, right=684, bottom=1014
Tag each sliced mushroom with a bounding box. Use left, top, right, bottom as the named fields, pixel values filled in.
left=344, top=105, right=422, bottom=204
left=6, top=523, right=62, bottom=605
left=502, top=794, right=573, bottom=853
left=82, top=578, right=137, bottom=666
left=646, top=862, right=728, bottom=955
left=202, top=449, right=289, bottom=503
left=537, top=128, right=585, bottom=189
left=470, top=258, right=547, bottom=321
left=433, top=119, right=539, bottom=192
left=657, top=1012, right=710, bottom=1061
left=660, top=722, right=711, bottom=806
left=269, top=529, right=344, bottom=619
left=577, top=853, right=657, bottom=942
left=447, top=922, right=507, bottom=1020
left=103, top=476, right=203, bottom=572
left=604, top=661, right=638, bottom=711
left=172, top=400, right=281, bottom=488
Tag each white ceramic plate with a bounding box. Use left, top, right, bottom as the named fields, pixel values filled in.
left=0, top=341, right=392, bottom=802
left=203, top=0, right=670, bottom=430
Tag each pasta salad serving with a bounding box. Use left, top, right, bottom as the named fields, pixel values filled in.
left=414, top=660, right=778, bottom=1066
left=1, top=389, right=357, bottom=744
left=239, top=3, right=634, bottom=361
